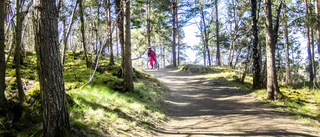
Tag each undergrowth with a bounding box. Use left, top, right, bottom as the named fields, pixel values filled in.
left=1, top=51, right=167, bottom=136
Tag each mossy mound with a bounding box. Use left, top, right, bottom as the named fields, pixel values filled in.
left=178, top=64, right=229, bottom=74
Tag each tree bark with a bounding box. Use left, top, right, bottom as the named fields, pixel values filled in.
left=33, top=0, right=70, bottom=135
left=0, top=0, right=6, bottom=109
left=115, top=0, right=124, bottom=76
left=264, top=0, right=281, bottom=100
left=176, top=2, right=180, bottom=65
left=123, top=0, right=134, bottom=91
left=147, top=0, right=151, bottom=48
left=201, top=5, right=211, bottom=66
left=304, top=0, right=313, bottom=82
left=14, top=0, right=25, bottom=103
left=79, top=0, right=89, bottom=68
left=283, top=18, right=290, bottom=84
left=105, top=0, right=114, bottom=66
left=252, top=0, right=261, bottom=89
left=241, top=44, right=251, bottom=83
left=315, top=0, right=320, bottom=81
left=215, top=0, right=221, bottom=65
left=172, top=0, right=177, bottom=67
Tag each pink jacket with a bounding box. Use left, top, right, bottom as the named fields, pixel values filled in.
left=148, top=49, right=156, bottom=57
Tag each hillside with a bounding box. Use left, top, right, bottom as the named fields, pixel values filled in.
left=1, top=51, right=167, bottom=136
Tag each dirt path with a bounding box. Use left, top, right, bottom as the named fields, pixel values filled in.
left=147, top=69, right=319, bottom=137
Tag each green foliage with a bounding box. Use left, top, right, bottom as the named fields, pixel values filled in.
left=2, top=51, right=167, bottom=136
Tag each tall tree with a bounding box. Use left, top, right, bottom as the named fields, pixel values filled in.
left=123, top=0, right=134, bottom=91
left=33, top=0, right=71, bottom=135
left=200, top=1, right=211, bottom=66
left=264, top=0, right=282, bottom=100
left=115, top=0, right=124, bottom=74
left=252, top=0, right=261, bottom=89
left=14, top=0, right=25, bottom=103
left=104, top=0, right=114, bottom=66
left=79, top=0, right=89, bottom=68
left=215, top=0, right=221, bottom=65
left=147, top=0, right=151, bottom=48
left=283, top=13, right=290, bottom=84
left=176, top=1, right=180, bottom=65
left=304, top=0, right=313, bottom=82
left=316, top=0, right=320, bottom=80
left=172, top=0, right=177, bottom=67
left=0, top=0, right=6, bottom=109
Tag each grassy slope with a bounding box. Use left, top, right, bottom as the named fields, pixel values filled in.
left=1, top=51, right=166, bottom=136
left=177, top=64, right=320, bottom=128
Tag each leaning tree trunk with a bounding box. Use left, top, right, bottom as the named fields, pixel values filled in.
left=252, top=0, right=261, bottom=89
left=215, top=0, right=221, bottom=65
left=33, top=0, right=71, bottom=136
left=61, top=1, right=78, bottom=65
left=172, top=0, right=177, bottom=67
left=123, top=0, right=134, bottom=92
left=79, top=0, right=89, bottom=68
left=0, top=0, right=6, bottom=109
left=14, top=0, right=25, bottom=103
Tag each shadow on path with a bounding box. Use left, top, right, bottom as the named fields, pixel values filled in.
left=147, top=69, right=320, bottom=137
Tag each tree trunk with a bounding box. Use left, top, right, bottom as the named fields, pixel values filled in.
left=305, top=0, right=313, bottom=82
left=311, top=27, right=316, bottom=80
left=116, top=27, right=119, bottom=57
left=14, top=0, right=25, bottom=103
left=215, top=0, right=221, bottom=65
left=264, top=0, right=281, bottom=100
left=33, top=0, right=71, bottom=135
left=115, top=0, right=124, bottom=76
left=315, top=0, right=320, bottom=81
left=201, top=5, right=211, bottom=66
left=229, top=0, right=239, bottom=68
left=105, top=0, right=114, bottom=66
left=147, top=0, right=151, bottom=48
left=61, top=1, right=78, bottom=65
left=176, top=2, right=180, bottom=65
left=172, top=0, right=177, bottom=67
left=252, top=0, right=261, bottom=89
left=123, top=0, right=133, bottom=92
left=241, top=44, right=251, bottom=83
left=283, top=19, right=290, bottom=84
left=233, top=45, right=243, bottom=69
left=79, top=0, right=89, bottom=68
left=0, top=0, right=6, bottom=109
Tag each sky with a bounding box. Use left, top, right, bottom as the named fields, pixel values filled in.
left=183, top=23, right=201, bottom=63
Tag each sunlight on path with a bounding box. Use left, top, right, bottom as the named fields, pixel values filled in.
left=147, top=69, right=320, bottom=137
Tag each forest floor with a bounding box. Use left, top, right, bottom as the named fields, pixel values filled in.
left=147, top=68, right=320, bottom=137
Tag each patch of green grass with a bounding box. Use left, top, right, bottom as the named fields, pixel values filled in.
left=2, top=51, right=167, bottom=136
left=68, top=78, right=166, bottom=136
left=248, top=82, right=320, bottom=128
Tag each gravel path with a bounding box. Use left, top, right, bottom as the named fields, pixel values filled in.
left=147, top=69, right=319, bottom=137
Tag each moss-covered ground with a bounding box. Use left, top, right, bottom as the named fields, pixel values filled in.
left=1, top=51, right=166, bottom=136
